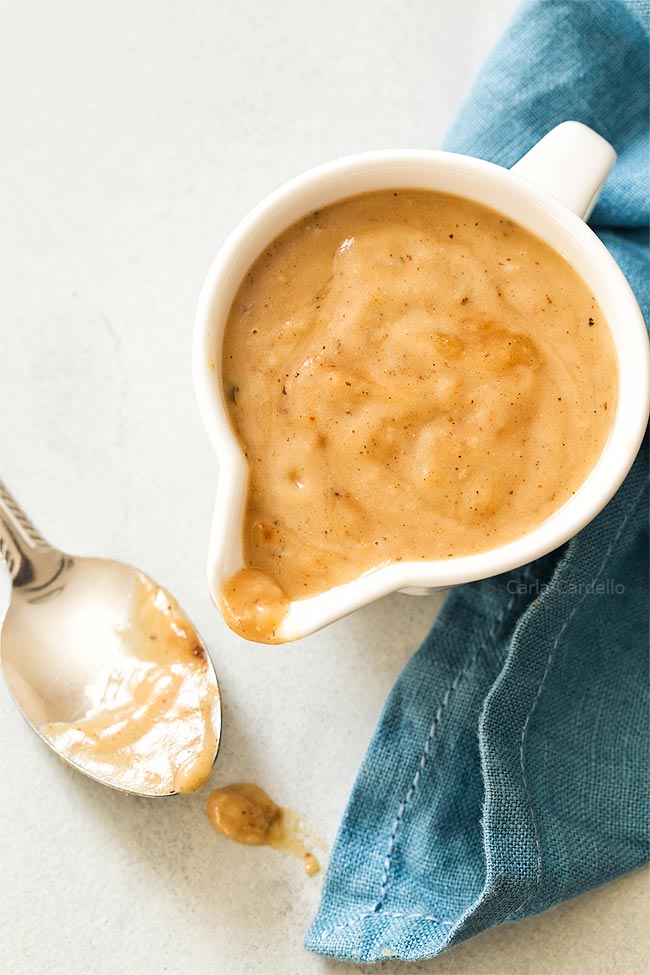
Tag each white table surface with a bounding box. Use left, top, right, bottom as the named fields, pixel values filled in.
left=1, top=2, right=647, bottom=973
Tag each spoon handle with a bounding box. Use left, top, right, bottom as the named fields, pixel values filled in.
left=0, top=480, right=48, bottom=546
left=0, top=480, right=63, bottom=589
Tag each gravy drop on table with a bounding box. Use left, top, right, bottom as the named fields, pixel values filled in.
left=42, top=574, right=219, bottom=794
left=206, top=782, right=322, bottom=875
left=221, top=190, right=617, bottom=642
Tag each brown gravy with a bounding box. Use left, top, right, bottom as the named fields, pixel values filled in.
left=42, top=574, right=219, bottom=794
left=221, top=189, right=617, bottom=641
left=206, top=783, right=322, bottom=875
left=220, top=568, right=290, bottom=644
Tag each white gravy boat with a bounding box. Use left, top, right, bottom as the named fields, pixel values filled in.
left=193, top=122, right=649, bottom=641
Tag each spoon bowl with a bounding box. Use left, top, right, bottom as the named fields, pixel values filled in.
left=0, top=480, right=222, bottom=797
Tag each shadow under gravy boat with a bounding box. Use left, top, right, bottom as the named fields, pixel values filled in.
left=193, top=122, right=650, bottom=642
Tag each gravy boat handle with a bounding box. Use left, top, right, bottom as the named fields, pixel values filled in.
left=511, top=120, right=616, bottom=220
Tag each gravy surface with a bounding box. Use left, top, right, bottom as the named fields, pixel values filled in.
left=42, top=574, right=219, bottom=794
left=206, top=783, right=322, bottom=875
left=221, top=190, right=617, bottom=641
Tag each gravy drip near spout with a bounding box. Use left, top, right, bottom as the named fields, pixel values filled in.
left=221, top=189, right=618, bottom=642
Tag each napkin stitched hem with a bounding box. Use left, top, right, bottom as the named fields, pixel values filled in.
left=316, top=579, right=528, bottom=952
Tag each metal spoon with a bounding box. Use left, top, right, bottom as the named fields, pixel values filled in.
left=0, top=479, right=221, bottom=797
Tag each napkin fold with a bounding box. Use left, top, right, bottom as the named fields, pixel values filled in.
left=306, top=0, right=649, bottom=962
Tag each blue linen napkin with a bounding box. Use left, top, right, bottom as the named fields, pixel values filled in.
left=305, top=0, right=649, bottom=962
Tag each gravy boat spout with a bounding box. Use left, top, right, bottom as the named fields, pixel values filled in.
left=193, top=127, right=649, bottom=642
